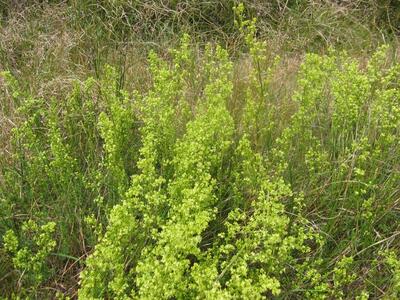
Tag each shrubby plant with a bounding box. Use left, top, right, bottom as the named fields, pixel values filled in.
left=0, top=4, right=399, bottom=299
left=3, top=220, right=56, bottom=295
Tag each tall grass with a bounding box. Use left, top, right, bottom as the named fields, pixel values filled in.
left=0, top=1, right=399, bottom=299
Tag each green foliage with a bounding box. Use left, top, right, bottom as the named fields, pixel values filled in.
left=267, top=44, right=400, bottom=298
left=3, top=220, right=56, bottom=294
left=0, top=61, right=140, bottom=297
left=79, top=36, right=193, bottom=299
left=234, top=3, right=282, bottom=152
left=134, top=44, right=235, bottom=299
left=385, top=251, right=400, bottom=298
left=1, top=3, right=400, bottom=299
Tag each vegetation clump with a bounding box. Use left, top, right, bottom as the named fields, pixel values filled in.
left=0, top=1, right=399, bottom=299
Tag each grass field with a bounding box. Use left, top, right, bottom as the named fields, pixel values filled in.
left=0, top=1, right=399, bottom=299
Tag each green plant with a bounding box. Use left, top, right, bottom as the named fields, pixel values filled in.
left=1, top=2, right=400, bottom=298
left=385, top=251, right=400, bottom=298
left=3, top=220, right=56, bottom=294
left=79, top=37, right=192, bottom=298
